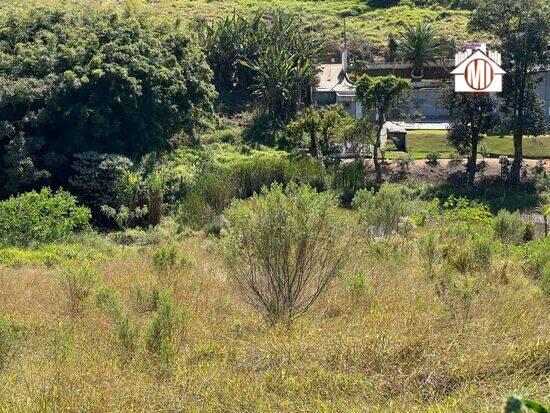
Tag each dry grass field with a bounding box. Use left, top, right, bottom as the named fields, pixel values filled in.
left=0, top=222, right=548, bottom=412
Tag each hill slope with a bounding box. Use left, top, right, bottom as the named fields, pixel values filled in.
left=1, top=0, right=472, bottom=48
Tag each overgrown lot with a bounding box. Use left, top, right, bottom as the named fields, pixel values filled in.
left=0, top=173, right=549, bottom=411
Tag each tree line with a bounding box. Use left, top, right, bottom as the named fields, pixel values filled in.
left=0, top=1, right=548, bottom=200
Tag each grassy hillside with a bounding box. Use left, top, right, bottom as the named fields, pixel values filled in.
left=1, top=0, right=471, bottom=48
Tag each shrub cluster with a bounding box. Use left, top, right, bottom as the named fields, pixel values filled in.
left=222, top=183, right=350, bottom=324
left=177, top=146, right=326, bottom=230
left=353, top=184, right=412, bottom=239
left=0, top=188, right=90, bottom=247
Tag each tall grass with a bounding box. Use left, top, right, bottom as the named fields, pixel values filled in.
left=0, top=200, right=548, bottom=411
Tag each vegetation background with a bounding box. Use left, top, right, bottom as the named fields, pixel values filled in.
left=0, top=0, right=548, bottom=412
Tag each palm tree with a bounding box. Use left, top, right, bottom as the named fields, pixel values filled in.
left=398, top=21, right=443, bottom=81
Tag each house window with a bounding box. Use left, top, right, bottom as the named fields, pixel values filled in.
left=342, top=102, right=351, bottom=109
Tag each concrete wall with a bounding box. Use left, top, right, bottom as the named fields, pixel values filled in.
left=394, top=88, right=449, bottom=121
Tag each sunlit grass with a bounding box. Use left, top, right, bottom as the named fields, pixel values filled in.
left=403, top=130, right=550, bottom=159
left=0, top=225, right=548, bottom=411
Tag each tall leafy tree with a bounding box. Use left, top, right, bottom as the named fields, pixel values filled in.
left=287, top=107, right=322, bottom=158
left=355, top=75, right=410, bottom=184
left=0, top=6, right=215, bottom=196
left=201, top=12, right=263, bottom=95
left=442, top=88, right=497, bottom=187
left=468, top=0, right=550, bottom=185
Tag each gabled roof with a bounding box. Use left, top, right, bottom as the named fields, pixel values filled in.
left=451, top=49, right=505, bottom=75
left=315, top=63, right=355, bottom=94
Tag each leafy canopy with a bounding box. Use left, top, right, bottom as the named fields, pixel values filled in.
left=0, top=5, right=215, bottom=196
left=355, top=75, right=410, bottom=119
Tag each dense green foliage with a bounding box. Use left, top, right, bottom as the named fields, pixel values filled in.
left=442, top=88, right=497, bottom=186
left=0, top=5, right=215, bottom=196
left=0, top=188, right=90, bottom=247
left=353, top=184, right=412, bottom=238
left=174, top=144, right=327, bottom=229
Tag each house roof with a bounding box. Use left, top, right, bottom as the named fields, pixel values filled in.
left=451, top=49, right=505, bottom=75
left=315, top=63, right=355, bottom=94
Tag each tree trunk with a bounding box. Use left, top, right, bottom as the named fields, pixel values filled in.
left=309, top=128, right=319, bottom=159
left=510, top=70, right=527, bottom=186
left=467, top=133, right=479, bottom=188
left=374, top=118, right=383, bottom=184
left=510, top=127, right=523, bottom=185
left=544, top=215, right=548, bottom=237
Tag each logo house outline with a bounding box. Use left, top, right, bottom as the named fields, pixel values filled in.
left=451, top=43, right=505, bottom=93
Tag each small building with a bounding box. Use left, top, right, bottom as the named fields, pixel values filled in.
left=380, top=122, right=407, bottom=151
left=313, top=45, right=550, bottom=123
left=312, top=50, right=362, bottom=118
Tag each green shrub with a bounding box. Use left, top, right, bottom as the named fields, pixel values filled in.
left=417, top=229, right=440, bottom=277
left=442, top=196, right=493, bottom=227
left=441, top=234, right=494, bottom=274
left=152, top=244, right=192, bottom=276
left=130, top=284, right=162, bottom=314
left=436, top=266, right=478, bottom=324
left=520, top=237, right=550, bottom=279
left=0, top=188, right=90, bottom=247
left=494, top=210, right=524, bottom=245
left=222, top=182, right=350, bottom=324
left=396, top=154, right=414, bottom=172
left=96, top=286, right=139, bottom=356
left=346, top=272, right=373, bottom=303
left=146, top=172, right=165, bottom=227
left=503, top=395, right=549, bottom=413
left=329, top=160, right=374, bottom=205
left=523, top=221, right=535, bottom=242
left=426, top=151, right=440, bottom=164
left=59, top=262, right=101, bottom=314
left=540, top=264, right=550, bottom=296
left=145, top=289, right=186, bottom=365
left=352, top=184, right=411, bottom=238
left=176, top=146, right=326, bottom=230
left=0, top=314, right=17, bottom=370
left=177, top=170, right=236, bottom=230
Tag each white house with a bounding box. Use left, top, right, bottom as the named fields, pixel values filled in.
left=312, top=50, right=363, bottom=118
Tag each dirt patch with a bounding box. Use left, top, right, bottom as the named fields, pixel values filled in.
left=382, top=158, right=549, bottom=185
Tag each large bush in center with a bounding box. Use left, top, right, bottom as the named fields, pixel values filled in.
left=0, top=188, right=90, bottom=246
left=222, top=183, right=349, bottom=324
